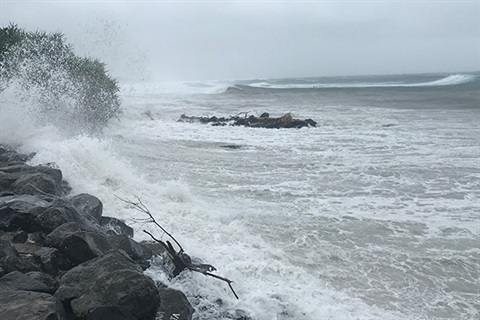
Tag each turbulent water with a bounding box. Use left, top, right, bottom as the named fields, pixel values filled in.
left=1, top=72, right=479, bottom=319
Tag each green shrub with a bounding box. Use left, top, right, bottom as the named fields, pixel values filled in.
left=0, top=24, right=121, bottom=133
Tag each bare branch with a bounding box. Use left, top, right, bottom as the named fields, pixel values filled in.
left=116, top=194, right=239, bottom=299
left=115, top=194, right=184, bottom=253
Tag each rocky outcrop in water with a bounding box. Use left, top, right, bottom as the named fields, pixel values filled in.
left=0, top=145, right=194, bottom=320
left=178, top=112, right=317, bottom=129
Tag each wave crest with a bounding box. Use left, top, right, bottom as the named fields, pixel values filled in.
left=240, top=74, right=477, bottom=90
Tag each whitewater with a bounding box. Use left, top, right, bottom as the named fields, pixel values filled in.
left=1, top=73, right=479, bottom=319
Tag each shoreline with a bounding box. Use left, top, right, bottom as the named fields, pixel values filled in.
left=0, top=144, right=197, bottom=320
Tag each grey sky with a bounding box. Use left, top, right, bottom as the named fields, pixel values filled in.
left=1, top=0, right=479, bottom=81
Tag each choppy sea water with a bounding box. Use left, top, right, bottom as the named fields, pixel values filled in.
left=1, top=73, right=479, bottom=319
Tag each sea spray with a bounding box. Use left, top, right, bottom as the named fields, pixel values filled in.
left=2, top=67, right=479, bottom=318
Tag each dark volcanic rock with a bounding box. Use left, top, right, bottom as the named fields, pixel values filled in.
left=25, top=271, right=59, bottom=293
left=34, top=247, right=73, bottom=276
left=108, top=234, right=152, bottom=269
left=0, top=270, right=53, bottom=293
left=70, top=193, right=103, bottom=222
left=87, top=306, right=132, bottom=320
left=156, top=288, right=194, bottom=320
left=34, top=199, right=99, bottom=233
left=58, top=231, right=112, bottom=265
left=11, top=230, right=28, bottom=243
left=55, top=250, right=160, bottom=320
left=12, top=172, right=60, bottom=196
left=140, top=241, right=169, bottom=258
left=45, top=222, right=111, bottom=266
left=0, top=239, right=37, bottom=272
left=100, top=216, right=134, bottom=237
left=45, top=222, right=83, bottom=247
left=0, top=146, right=34, bottom=167
left=0, top=194, right=49, bottom=232
left=0, top=289, right=66, bottom=320
left=0, top=163, right=68, bottom=197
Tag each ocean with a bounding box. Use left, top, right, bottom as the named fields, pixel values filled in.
left=1, top=72, right=479, bottom=319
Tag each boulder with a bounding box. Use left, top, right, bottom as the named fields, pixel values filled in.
left=108, top=234, right=152, bottom=269
left=0, top=194, right=49, bottom=232
left=0, top=289, right=66, bottom=320
left=70, top=193, right=103, bottom=222
left=0, top=164, right=63, bottom=184
left=56, top=250, right=160, bottom=320
left=45, top=222, right=83, bottom=247
left=58, top=231, right=111, bottom=265
left=0, top=171, right=17, bottom=191
left=34, top=199, right=99, bottom=233
left=0, top=270, right=53, bottom=293
left=0, top=146, right=34, bottom=167
left=11, top=230, right=28, bottom=243
left=26, top=271, right=59, bottom=293
left=156, top=288, right=194, bottom=320
left=139, top=241, right=168, bottom=258
left=87, top=306, right=132, bottom=320
left=34, top=247, right=73, bottom=276
left=0, top=239, right=37, bottom=272
left=12, top=172, right=60, bottom=196
left=100, top=216, right=134, bottom=237
left=45, top=222, right=111, bottom=265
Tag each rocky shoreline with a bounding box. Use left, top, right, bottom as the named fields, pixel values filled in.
left=0, top=145, right=197, bottom=320
left=178, top=112, right=317, bottom=129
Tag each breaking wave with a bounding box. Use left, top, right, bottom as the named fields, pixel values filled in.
left=234, top=74, right=478, bottom=91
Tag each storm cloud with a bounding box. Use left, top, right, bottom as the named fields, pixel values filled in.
left=1, top=1, right=478, bottom=81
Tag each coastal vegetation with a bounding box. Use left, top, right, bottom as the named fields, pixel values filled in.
left=0, top=24, right=121, bottom=133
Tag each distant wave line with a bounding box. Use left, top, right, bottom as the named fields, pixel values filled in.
left=242, top=74, right=477, bottom=90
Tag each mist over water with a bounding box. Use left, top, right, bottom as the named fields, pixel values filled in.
left=1, top=72, right=479, bottom=319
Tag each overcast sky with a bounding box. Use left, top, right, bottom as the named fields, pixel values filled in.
left=1, top=0, right=479, bottom=82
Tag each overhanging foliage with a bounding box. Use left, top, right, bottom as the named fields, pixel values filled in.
left=0, top=24, right=121, bottom=133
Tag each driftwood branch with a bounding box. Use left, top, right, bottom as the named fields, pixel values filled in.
left=116, top=195, right=239, bottom=299
left=115, top=195, right=184, bottom=252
